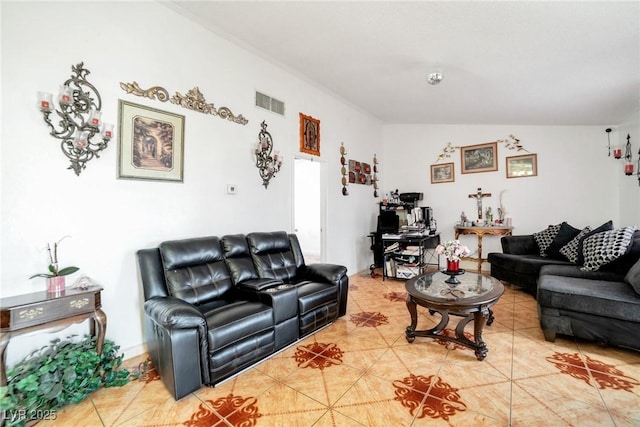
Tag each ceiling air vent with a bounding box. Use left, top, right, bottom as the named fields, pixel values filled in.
left=255, top=91, right=285, bottom=116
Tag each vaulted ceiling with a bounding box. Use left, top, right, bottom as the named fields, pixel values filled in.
left=165, top=1, right=639, bottom=126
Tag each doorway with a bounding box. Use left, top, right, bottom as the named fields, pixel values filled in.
left=294, top=158, right=323, bottom=263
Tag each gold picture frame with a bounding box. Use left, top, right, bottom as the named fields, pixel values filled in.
left=506, top=153, right=538, bottom=178
left=430, top=162, right=455, bottom=184
left=118, top=100, right=185, bottom=182
left=460, top=142, right=498, bottom=174
left=299, top=113, right=320, bottom=156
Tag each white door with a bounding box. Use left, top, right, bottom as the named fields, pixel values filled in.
left=294, top=158, right=322, bottom=263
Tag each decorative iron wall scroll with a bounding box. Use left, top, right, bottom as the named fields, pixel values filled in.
left=120, top=81, right=248, bottom=125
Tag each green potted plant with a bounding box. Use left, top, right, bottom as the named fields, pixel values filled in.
left=29, top=236, right=79, bottom=293
left=0, top=335, right=132, bottom=427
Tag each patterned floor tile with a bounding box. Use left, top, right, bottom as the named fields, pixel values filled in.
left=25, top=269, right=640, bottom=426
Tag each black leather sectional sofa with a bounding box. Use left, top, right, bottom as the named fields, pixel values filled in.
left=137, top=231, right=348, bottom=399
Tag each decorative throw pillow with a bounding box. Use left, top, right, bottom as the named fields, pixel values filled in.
left=625, top=258, right=640, bottom=295
left=602, top=230, right=640, bottom=274
left=546, top=222, right=581, bottom=260
left=576, top=220, right=614, bottom=265
left=533, top=224, right=562, bottom=256
left=581, top=226, right=637, bottom=271
left=559, top=227, right=591, bottom=263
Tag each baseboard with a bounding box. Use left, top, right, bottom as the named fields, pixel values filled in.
left=121, top=342, right=147, bottom=361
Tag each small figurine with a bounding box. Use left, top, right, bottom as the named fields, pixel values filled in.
left=485, top=206, right=494, bottom=223
left=460, top=211, right=467, bottom=224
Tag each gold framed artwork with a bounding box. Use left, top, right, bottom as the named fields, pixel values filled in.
left=460, top=142, right=498, bottom=174
left=299, top=113, right=320, bottom=156
left=118, top=100, right=185, bottom=182
left=430, top=162, right=455, bottom=184
left=506, top=153, right=538, bottom=178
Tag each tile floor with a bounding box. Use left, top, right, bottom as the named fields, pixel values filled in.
left=37, top=269, right=640, bottom=426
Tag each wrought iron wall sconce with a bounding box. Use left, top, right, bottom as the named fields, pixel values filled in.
left=37, top=62, right=112, bottom=176
left=254, top=120, right=281, bottom=188
left=623, top=134, right=634, bottom=176
left=637, top=145, right=640, bottom=187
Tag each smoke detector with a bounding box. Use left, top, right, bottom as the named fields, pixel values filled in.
left=426, top=71, right=443, bottom=85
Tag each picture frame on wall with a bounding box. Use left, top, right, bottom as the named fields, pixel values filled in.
left=299, top=113, right=320, bottom=156
left=118, top=100, right=185, bottom=182
left=460, top=141, right=498, bottom=174
left=506, top=153, right=538, bottom=178
left=430, top=162, right=455, bottom=184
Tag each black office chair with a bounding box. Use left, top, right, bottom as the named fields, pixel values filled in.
left=369, top=211, right=399, bottom=276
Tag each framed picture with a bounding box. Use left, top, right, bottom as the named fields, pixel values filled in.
left=430, top=162, right=455, bottom=184
left=118, top=100, right=185, bottom=182
left=460, top=142, right=498, bottom=174
left=299, top=113, right=320, bottom=156
left=506, top=153, right=538, bottom=178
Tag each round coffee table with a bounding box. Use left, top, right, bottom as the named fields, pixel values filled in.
left=405, top=270, right=504, bottom=360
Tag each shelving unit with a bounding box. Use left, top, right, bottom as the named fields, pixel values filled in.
left=382, top=232, right=441, bottom=280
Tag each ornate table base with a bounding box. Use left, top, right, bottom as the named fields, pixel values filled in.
left=405, top=296, right=495, bottom=360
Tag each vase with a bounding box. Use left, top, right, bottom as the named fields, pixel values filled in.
left=47, top=276, right=65, bottom=294
left=446, top=259, right=460, bottom=273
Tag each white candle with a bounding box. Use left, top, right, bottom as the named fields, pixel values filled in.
left=37, top=92, right=54, bottom=111
left=101, top=123, right=114, bottom=139
left=87, top=107, right=102, bottom=127
left=73, top=131, right=89, bottom=149
left=59, top=85, right=72, bottom=104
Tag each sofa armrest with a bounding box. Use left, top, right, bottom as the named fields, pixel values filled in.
left=302, top=263, right=348, bottom=285
left=236, top=278, right=283, bottom=291
left=302, top=263, right=349, bottom=317
left=144, top=296, right=206, bottom=329
left=143, top=296, right=209, bottom=397
left=501, top=235, right=538, bottom=255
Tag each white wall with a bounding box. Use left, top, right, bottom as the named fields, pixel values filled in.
left=616, top=110, right=640, bottom=225
left=381, top=125, right=631, bottom=261
left=1, top=2, right=382, bottom=364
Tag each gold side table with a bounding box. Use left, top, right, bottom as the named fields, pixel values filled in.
left=454, top=226, right=513, bottom=273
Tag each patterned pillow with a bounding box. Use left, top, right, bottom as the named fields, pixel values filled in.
left=533, top=224, right=562, bottom=256
left=546, top=222, right=581, bottom=260
left=581, top=226, right=638, bottom=271
left=559, top=227, right=591, bottom=263
left=575, top=220, right=614, bottom=265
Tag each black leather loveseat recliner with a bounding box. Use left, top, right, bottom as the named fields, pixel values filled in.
left=137, top=231, right=348, bottom=400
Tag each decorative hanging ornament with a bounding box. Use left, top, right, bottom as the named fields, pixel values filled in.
left=624, top=134, right=634, bottom=176
left=340, top=142, right=348, bottom=196
left=372, top=153, right=379, bottom=198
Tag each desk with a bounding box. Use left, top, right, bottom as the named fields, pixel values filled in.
left=382, top=233, right=440, bottom=280
left=454, top=226, right=513, bottom=273
left=0, top=286, right=106, bottom=386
